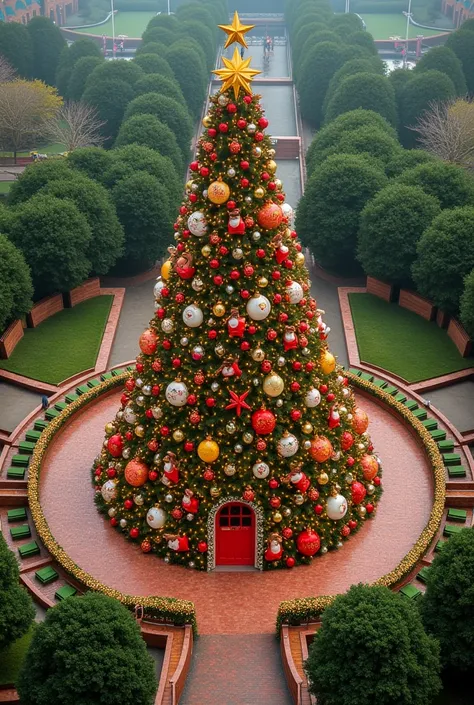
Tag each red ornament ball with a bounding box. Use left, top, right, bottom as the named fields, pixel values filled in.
left=229, top=140, right=241, bottom=154
left=352, top=408, right=369, bottom=435
left=203, top=468, right=214, bottom=481
left=172, top=508, right=183, bottom=520
left=251, top=408, right=276, bottom=435
left=309, top=436, right=333, bottom=462
left=270, top=496, right=281, bottom=509
left=314, top=504, right=323, bottom=515
left=107, top=467, right=116, bottom=479
left=351, top=481, right=367, bottom=505
left=124, top=499, right=133, bottom=510
left=141, top=539, right=152, bottom=553
left=258, top=117, right=269, bottom=128
left=256, top=439, right=267, bottom=451
left=366, top=503, right=375, bottom=514
left=129, top=527, right=139, bottom=539
left=243, top=95, right=252, bottom=104
left=237, top=118, right=247, bottom=129
left=341, top=431, right=354, bottom=451
left=107, top=434, right=123, bottom=458
left=219, top=122, right=228, bottom=133
left=243, top=487, right=255, bottom=502
left=198, top=541, right=208, bottom=553
left=361, top=455, right=379, bottom=481
left=240, top=160, right=250, bottom=170
left=297, top=529, right=321, bottom=556
left=184, top=441, right=194, bottom=452
left=269, top=478, right=279, bottom=489
left=282, top=527, right=293, bottom=539
left=148, top=470, right=158, bottom=482
left=124, top=459, right=149, bottom=487
left=286, top=557, right=295, bottom=568
left=257, top=201, right=283, bottom=230
left=190, top=161, right=198, bottom=172
left=139, top=329, right=158, bottom=355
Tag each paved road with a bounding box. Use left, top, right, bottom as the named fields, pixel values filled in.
left=0, top=382, right=41, bottom=434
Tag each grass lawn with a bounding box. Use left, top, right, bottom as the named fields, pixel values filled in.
left=0, top=296, right=113, bottom=385
left=360, top=13, right=447, bottom=39
left=72, top=11, right=156, bottom=37
left=0, top=181, right=12, bottom=194
left=349, top=293, right=473, bottom=383
left=0, top=625, right=35, bottom=686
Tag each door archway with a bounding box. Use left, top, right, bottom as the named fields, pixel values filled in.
left=215, top=502, right=255, bottom=566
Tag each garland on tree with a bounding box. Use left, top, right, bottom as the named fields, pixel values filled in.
left=92, top=19, right=382, bottom=570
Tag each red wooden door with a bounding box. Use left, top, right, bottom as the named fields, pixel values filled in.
left=215, top=503, right=255, bottom=566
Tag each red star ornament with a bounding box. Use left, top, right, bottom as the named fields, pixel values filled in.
left=226, top=389, right=251, bottom=417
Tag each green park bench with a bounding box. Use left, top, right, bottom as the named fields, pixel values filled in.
left=383, top=385, right=398, bottom=396
left=443, top=453, right=462, bottom=466
left=55, top=584, right=77, bottom=601
left=101, top=372, right=114, bottom=381
left=422, top=419, right=438, bottom=431
left=35, top=566, right=59, bottom=585
left=372, top=379, right=387, bottom=389
left=412, top=408, right=427, bottom=420
left=7, top=466, right=26, bottom=479
left=438, top=439, right=454, bottom=453
left=76, top=384, right=90, bottom=395
left=7, top=507, right=27, bottom=522
left=394, top=392, right=407, bottom=403
left=25, top=430, right=41, bottom=443
left=447, top=508, right=467, bottom=523
left=87, top=379, right=101, bottom=388
left=19, top=441, right=36, bottom=455
left=11, top=454, right=29, bottom=467
left=18, top=541, right=40, bottom=559
left=54, top=402, right=67, bottom=412
left=10, top=524, right=31, bottom=540
left=443, top=524, right=463, bottom=538
left=417, top=567, right=432, bottom=583
left=430, top=429, right=447, bottom=442
left=404, top=399, right=418, bottom=411
left=45, top=408, right=60, bottom=420
left=400, top=584, right=421, bottom=599
left=447, top=466, right=467, bottom=478
left=435, top=540, right=446, bottom=552
left=349, top=368, right=361, bottom=377
left=34, top=419, right=49, bottom=431
left=65, top=393, right=79, bottom=404
left=359, top=372, right=374, bottom=382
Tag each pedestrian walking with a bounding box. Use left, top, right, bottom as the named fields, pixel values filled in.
left=240, top=45, right=244, bottom=59
left=41, top=395, right=49, bottom=410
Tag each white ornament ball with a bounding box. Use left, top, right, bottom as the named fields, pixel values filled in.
left=246, top=294, right=271, bottom=321
left=123, top=406, right=136, bottom=424
left=232, top=248, right=243, bottom=260
left=151, top=406, right=162, bottom=419
left=180, top=337, right=189, bottom=346
left=146, top=506, right=167, bottom=529
left=305, top=388, right=321, bottom=408
left=154, top=279, right=166, bottom=300
left=101, top=480, right=117, bottom=502
left=252, top=461, right=270, bottom=479
left=119, top=518, right=127, bottom=528
left=165, top=380, right=189, bottom=407
left=183, top=304, right=203, bottom=328
left=326, top=494, right=348, bottom=521
left=108, top=507, right=116, bottom=517
left=133, top=494, right=144, bottom=506
left=281, top=202, right=294, bottom=222
left=187, top=211, right=208, bottom=237
left=192, top=277, right=204, bottom=292
left=287, top=281, right=304, bottom=304
left=161, top=318, right=174, bottom=333
left=227, top=167, right=236, bottom=177
left=165, top=494, right=173, bottom=503
left=122, top=447, right=131, bottom=459
left=142, top=384, right=152, bottom=396
left=224, top=463, right=236, bottom=476
left=277, top=433, right=299, bottom=457
left=252, top=231, right=261, bottom=241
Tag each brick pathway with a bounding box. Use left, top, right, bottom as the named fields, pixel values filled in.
left=180, top=635, right=292, bottom=705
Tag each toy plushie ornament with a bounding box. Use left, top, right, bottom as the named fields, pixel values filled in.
left=92, top=14, right=382, bottom=571
left=228, top=208, right=246, bottom=235
left=265, top=533, right=283, bottom=561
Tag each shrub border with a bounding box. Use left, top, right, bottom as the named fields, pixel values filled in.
left=28, top=373, right=197, bottom=633
left=275, top=371, right=446, bottom=633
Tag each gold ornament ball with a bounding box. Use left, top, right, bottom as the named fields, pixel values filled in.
left=273, top=511, right=283, bottom=523
left=282, top=506, right=291, bottom=517
left=134, top=425, right=145, bottom=437
left=295, top=252, right=305, bottom=266
left=320, top=350, right=336, bottom=375
left=161, top=260, right=172, bottom=280
left=201, top=245, right=211, bottom=257
left=266, top=159, right=277, bottom=173
left=186, top=179, right=194, bottom=191
left=208, top=180, right=231, bottom=205
left=358, top=506, right=367, bottom=517
left=213, top=302, right=226, bottom=317
left=294, top=493, right=305, bottom=505
left=254, top=187, right=265, bottom=199
left=268, top=148, right=276, bottom=157
left=274, top=178, right=282, bottom=190
left=318, top=472, right=329, bottom=485
left=202, top=114, right=212, bottom=127
left=302, top=422, right=313, bottom=435
left=210, top=486, right=221, bottom=498
left=105, top=422, right=115, bottom=435
left=251, top=347, right=265, bottom=362
left=198, top=438, right=220, bottom=463
left=243, top=432, right=254, bottom=444
left=173, top=430, right=184, bottom=442
left=263, top=373, right=285, bottom=397
left=258, top=276, right=268, bottom=288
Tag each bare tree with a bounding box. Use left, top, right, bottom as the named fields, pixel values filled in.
left=0, top=55, right=16, bottom=83
left=42, top=101, right=106, bottom=152
left=412, top=98, right=474, bottom=171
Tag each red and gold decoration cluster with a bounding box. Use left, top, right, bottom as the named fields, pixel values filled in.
left=92, top=17, right=382, bottom=570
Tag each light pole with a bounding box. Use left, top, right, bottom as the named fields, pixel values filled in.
left=111, top=0, right=116, bottom=59
left=403, top=0, right=412, bottom=69
left=167, top=0, right=170, bottom=15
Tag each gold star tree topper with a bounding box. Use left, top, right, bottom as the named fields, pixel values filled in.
left=213, top=47, right=261, bottom=99
left=218, top=11, right=255, bottom=49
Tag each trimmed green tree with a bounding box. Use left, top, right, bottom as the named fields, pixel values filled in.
left=306, top=109, right=397, bottom=176
left=82, top=78, right=136, bottom=146
left=67, top=147, right=114, bottom=182
left=445, top=29, right=474, bottom=94
left=5, top=194, right=92, bottom=298
left=84, top=60, right=144, bottom=95
left=399, top=70, right=456, bottom=147
left=135, top=41, right=168, bottom=57
left=0, top=22, right=33, bottom=78
left=115, top=114, right=183, bottom=174
left=123, top=93, right=192, bottom=159
left=397, top=161, right=474, bottom=210
left=460, top=269, right=474, bottom=339
left=67, top=56, right=104, bottom=101
left=112, top=172, right=171, bottom=271
left=17, top=592, right=157, bottom=705
left=384, top=149, right=435, bottom=178
left=358, top=184, right=440, bottom=285
left=389, top=67, right=412, bottom=104
left=327, top=126, right=401, bottom=166
left=133, top=53, right=173, bottom=78
left=134, top=74, right=186, bottom=105
left=305, top=584, right=441, bottom=705
left=55, top=38, right=102, bottom=97
left=103, top=145, right=181, bottom=206
left=8, top=160, right=74, bottom=206
left=179, top=20, right=216, bottom=70
left=329, top=12, right=364, bottom=35
left=298, top=42, right=346, bottom=125
left=412, top=207, right=474, bottom=314
left=292, top=22, right=328, bottom=68
left=325, top=72, right=398, bottom=127
left=165, top=43, right=207, bottom=118
left=42, top=175, right=124, bottom=275
left=140, top=26, right=177, bottom=46
left=295, top=153, right=387, bottom=272
left=0, top=533, right=35, bottom=651
left=295, top=31, right=343, bottom=83
left=347, top=30, right=378, bottom=56
left=322, top=58, right=385, bottom=119
left=0, top=233, right=33, bottom=331
left=421, top=528, right=474, bottom=672
left=414, top=46, right=467, bottom=96
left=176, top=3, right=217, bottom=37
left=26, top=17, right=65, bottom=87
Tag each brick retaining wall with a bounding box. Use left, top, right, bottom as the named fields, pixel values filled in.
left=0, top=320, right=23, bottom=359
left=67, top=278, right=100, bottom=308
left=399, top=290, right=435, bottom=321
left=436, top=309, right=450, bottom=329
left=366, top=277, right=393, bottom=302
left=27, top=294, right=63, bottom=328
left=447, top=318, right=472, bottom=357
left=273, top=136, right=300, bottom=159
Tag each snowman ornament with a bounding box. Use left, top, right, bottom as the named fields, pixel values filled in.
left=187, top=211, right=208, bottom=237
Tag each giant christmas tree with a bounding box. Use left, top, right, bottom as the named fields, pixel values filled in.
left=92, top=14, right=382, bottom=571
